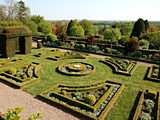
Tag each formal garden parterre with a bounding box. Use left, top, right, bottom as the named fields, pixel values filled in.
left=146, top=65, right=160, bottom=82
left=46, top=51, right=86, bottom=61
left=38, top=81, right=124, bottom=120
left=131, top=90, right=160, bottom=120
left=1, top=1, right=160, bottom=119
left=57, top=62, right=95, bottom=76
left=99, top=57, right=137, bottom=76
left=0, top=62, right=40, bottom=88
left=0, top=48, right=160, bottom=120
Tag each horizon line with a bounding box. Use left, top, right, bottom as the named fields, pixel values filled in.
left=46, top=19, right=160, bottom=22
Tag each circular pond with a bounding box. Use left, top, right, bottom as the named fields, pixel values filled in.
left=57, top=62, right=95, bottom=76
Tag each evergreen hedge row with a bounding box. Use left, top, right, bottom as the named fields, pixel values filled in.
left=99, top=59, right=137, bottom=76
left=38, top=81, right=124, bottom=120
left=132, top=90, right=159, bottom=120
left=0, top=63, right=40, bottom=89
left=146, top=66, right=160, bottom=82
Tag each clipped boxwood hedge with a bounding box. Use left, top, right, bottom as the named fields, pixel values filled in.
left=146, top=65, right=160, bottom=82
left=99, top=57, right=137, bottom=76
left=38, top=81, right=124, bottom=120
left=57, top=62, right=95, bottom=76
left=0, top=63, right=40, bottom=89
left=131, top=90, right=160, bottom=120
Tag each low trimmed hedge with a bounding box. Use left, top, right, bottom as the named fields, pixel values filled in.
left=146, top=65, right=160, bottom=82
left=59, top=84, right=109, bottom=92
left=57, top=62, right=95, bottom=76
left=0, top=63, right=40, bottom=89
left=131, top=90, right=160, bottom=120
left=0, top=74, right=38, bottom=89
left=46, top=52, right=86, bottom=62
left=38, top=81, right=124, bottom=120
left=54, top=47, right=160, bottom=64
left=99, top=58, right=137, bottom=76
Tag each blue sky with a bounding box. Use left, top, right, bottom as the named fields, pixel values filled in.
left=1, top=0, right=160, bottom=21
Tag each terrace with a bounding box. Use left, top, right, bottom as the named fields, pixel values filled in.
left=0, top=48, right=159, bottom=120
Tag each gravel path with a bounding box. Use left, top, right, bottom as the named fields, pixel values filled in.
left=0, top=82, right=80, bottom=120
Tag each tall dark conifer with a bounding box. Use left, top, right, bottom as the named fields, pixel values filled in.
left=66, top=20, right=73, bottom=35
left=130, top=18, right=146, bottom=39
left=144, top=20, right=149, bottom=32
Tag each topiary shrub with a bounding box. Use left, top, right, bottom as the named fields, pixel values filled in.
left=72, top=92, right=83, bottom=100
left=60, top=90, right=67, bottom=96
left=15, top=68, right=27, bottom=80
left=33, top=65, right=41, bottom=78
left=143, top=99, right=155, bottom=113
left=26, top=64, right=33, bottom=78
left=84, top=94, right=96, bottom=105
left=139, top=112, right=151, bottom=120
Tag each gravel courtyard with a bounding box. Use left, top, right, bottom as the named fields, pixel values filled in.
left=0, top=82, right=80, bottom=120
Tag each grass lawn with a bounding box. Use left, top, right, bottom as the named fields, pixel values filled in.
left=0, top=48, right=160, bottom=120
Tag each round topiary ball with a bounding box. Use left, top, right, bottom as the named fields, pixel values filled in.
left=84, top=94, right=96, bottom=105
left=60, top=90, right=67, bottom=96
left=139, top=112, right=151, bottom=120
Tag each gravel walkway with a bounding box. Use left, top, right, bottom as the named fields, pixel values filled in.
left=0, top=82, right=80, bottom=120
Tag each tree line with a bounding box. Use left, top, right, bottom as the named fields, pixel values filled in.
left=1, top=0, right=160, bottom=50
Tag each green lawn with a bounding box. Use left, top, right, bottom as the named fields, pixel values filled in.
left=106, top=86, right=139, bottom=120
left=0, top=48, right=160, bottom=120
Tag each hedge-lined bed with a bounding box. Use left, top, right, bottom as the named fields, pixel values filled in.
left=146, top=65, right=160, bottom=82
left=1, top=48, right=160, bottom=120
left=46, top=51, right=86, bottom=62
left=0, top=62, right=40, bottom=89
left=99, top=57, right=137, bottom=76
left=57, top=62, right=95, bottom=76
left=131, top=90, right=160, bottom=120
left=38, top=81, right=124, bottom=120
left=0, top=58, right=22, bottom=69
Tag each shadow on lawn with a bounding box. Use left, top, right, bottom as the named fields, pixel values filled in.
left=128, top=91, right=142, bottom=120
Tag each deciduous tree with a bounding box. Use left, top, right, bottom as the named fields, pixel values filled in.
left=38, top=21, right=52, bottom=35
left=0, top=5, right=7, bottom=20
left=103, top=28, right=121, bottom=41
left=5, top=0, right=17, bottom=20
left=81, top=19, right=95, bottom=36
left=125, top=37, right=139, bottom=53
left=66, top=20, right=84, bottom=37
